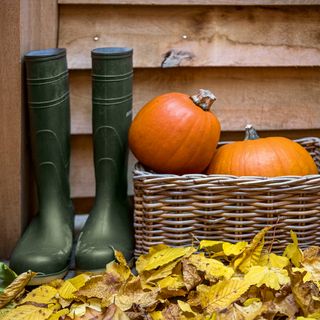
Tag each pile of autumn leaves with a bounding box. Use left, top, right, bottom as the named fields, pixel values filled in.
left=1, top=227, right=320, bottom=320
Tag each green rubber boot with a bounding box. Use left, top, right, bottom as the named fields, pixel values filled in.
left=10, top=48, right=74, bottom=284
left=75, top=47, right=134, bottom=272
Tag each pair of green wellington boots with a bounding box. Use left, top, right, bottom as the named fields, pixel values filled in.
left=10, top=48, right=134, bottom=284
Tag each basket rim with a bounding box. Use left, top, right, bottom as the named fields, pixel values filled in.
left=133, top=136, right=320, bottom=183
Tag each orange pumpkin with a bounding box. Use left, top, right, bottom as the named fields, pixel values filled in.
left=129, top=89, right=221, bottom=174
left=206, top=125, right=318, bottom=177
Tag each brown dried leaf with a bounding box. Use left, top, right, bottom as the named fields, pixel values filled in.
left=302, top=246, right=320, bottom=281
left=182, top=259, right=202, bottom=291
left=161, top=303, right=180, bottom=320
left=291, top=271, right=320, bottom=316
left=102, top=303, right=130, bottom=320
left=115, top=277, right=159, bottom=311
left=76, top=273, right=121, bottom=307
left=188, top=253, right=234, bottom=282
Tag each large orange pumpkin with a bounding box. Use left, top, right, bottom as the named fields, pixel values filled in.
left=206, top=125, right=318, bottom=177
left=129, top=89, right=221, bottom=174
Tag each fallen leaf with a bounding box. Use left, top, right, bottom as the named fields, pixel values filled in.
left=245, top=266, right=290, bottom=290
left=283, top=230, right=303, bottom=267
left=1, top=305, right=52, bottom=320
left=136, top=246, right=196, bottom=273
left=232, top=227, right=271, bottom=273
left=0, top=270, right=36, bottom=308
left=197, top=278, right=251, bottom=313
left=188, top=253, right=234, bottom=281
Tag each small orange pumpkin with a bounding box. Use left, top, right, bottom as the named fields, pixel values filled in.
left=206, top=125, right=318, bottom=177
left=129, top=89, right=221, bottom=174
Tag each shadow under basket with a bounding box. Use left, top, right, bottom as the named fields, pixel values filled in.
left=133, top=137, right=320, bottom=257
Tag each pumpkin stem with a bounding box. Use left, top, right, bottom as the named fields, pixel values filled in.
left=244, top=124, right=260, bottom=140
left=190, top=89, right=216, bottom=111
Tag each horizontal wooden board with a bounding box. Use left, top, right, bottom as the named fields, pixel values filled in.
left=59, top=0, right=320, bottom=5
left=69, top=67, right=320, bottom=134
left=59, top=5, right=320, bottom=68
left=70, top=129, right=320, bottom=198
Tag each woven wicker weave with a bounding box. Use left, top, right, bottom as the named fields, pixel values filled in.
left=133, top=137, right=320, bottom=256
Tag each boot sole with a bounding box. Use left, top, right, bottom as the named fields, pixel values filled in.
left=28, top=267, right=69, bottom=286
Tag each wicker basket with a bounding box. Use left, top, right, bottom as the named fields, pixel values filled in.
left=133, top=137, right=320, bottom=256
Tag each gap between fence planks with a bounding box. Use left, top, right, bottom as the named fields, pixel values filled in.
left=59, top=5, right=320, bottom=68
left=69, top=67, right=320, bottom=135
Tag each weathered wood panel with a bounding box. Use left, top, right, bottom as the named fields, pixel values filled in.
left=70, top=129, right=320, bottom=199
left=59, top=0, right=320, bottom=5
left=21, top=0, right=58, bottom=50
left=0, top=0, right=24, bottom=259
left=59, top=5, right=320, bottom=68
left=69, top=67, right=320, bottom=134
left=0, top=0, right=58, bottom=259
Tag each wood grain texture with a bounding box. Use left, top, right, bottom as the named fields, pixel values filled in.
left=0, top=0, right=23, bottom=258
left=59, top=5, right=320, bottom=68
left=58, top=0, right=320, bottom=5
left=70, top=129, right=320, bottom=199
left=69, top=67, right=320, bottom=134
left=0, top=0, right=58, bottom=259
left=21, top=0, right=58, bottom=50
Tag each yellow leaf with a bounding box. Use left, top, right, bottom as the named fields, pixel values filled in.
left=245, top=266, right=290, bottom=290
left=106, top=251, right=132, bottom=282
left=199, top=240, right=224, bottom=251
left=283, top=230, right=302, bottom=267
left=243, top=298, right=261, bottom=307
left=259, top=253, right=289, bottom=269
left=143, top=260, right=180, bottom=284
left=0, top=271, right=36, bottom=308
left=135, top=244, right=169, bottom=273
left=199, top=240, right=247, bottom=257
left=198, top=278, right=251, bottom=313
left=19, top=285, right=57, bottom=305
left=233, top=301, right=265, bottom=320
left=188, top=253, right=234, bottom=281
left=1, top=305, right=52, bottom=320
left=157, top=274, right=185, bottom=291
left=58, top=274, right=90, bottom=300
left=160, top=284, right=187, bottom=300
left=136, top=246, right=196, bottom=273
left=292, top=267, right=313, bottom=283
left=68, top=303, right=87, bottom=318
left=68, top=301, right=102, bottom=319
left=47, top=309, right=69, bottom=320
left=150, top=311, right=164, bottom=320
left=222, top=242, right=248, bottom=257
left=232, top=227, right=270, bottom=273
left=177, top=300, right=197, bottom=316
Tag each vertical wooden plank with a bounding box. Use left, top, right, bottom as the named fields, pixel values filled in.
left=21, top=0, right=59, bottom=50
left=0, top=0, right=58, bottom=259
left=0, top=0, right=23, bottom=259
